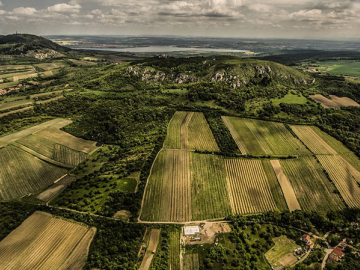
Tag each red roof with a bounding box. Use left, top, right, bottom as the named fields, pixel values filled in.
left=302, top=234, right=311, bottom=241
left=328, top=253, right=340, bottom=262
left=332, top=247, right=343, bottom=257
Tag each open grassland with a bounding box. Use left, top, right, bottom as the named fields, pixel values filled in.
left=225, top=159, right=277, bottom=215
left=139, top=229, right=160, bottom=270
left=169, top=230, right=180, bottom=270
left=0, top=211, right=95, bottom=270
left=0, top=146, right=67, bottom=200
left=188, top=112, right=220, bottom=151
left=280, top=157, right=345, bottom=211
left=223, top=117, right=308, bottom=155
left=271, top=160, right=301, bottom=212
left=163, top=111, right=188, bottom=149
left=35, top=127, right=98, bottom=154
left=265, top=235, right=300, bottom=268
left=290, top=125, right=337, bottom=154
left=142, top=150, right=191, bottom=222
left=190, top=153, right=232, bottom=220
left=271, top=92, right=308, bottom=105
left=317, top=155, right=360, bottom=208
left=262, top=160, right=289, bottom=211
left=183, top=254, right=200, bottom=270
left=310, top=94, right=360, bottom=108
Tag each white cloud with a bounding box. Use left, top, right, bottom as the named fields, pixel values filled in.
left=290, top=9, right=322, bottom=19
left=12, top=7, right=37, bottom=16
left=91, top=9, right=102, bottom=15
left=0, top=10, right=5, bottom=15
left=47, top=3, right=82, bottom=13
left=0, top=1, right=3, bottom=7
left=248, top=4, right=271, bottom=12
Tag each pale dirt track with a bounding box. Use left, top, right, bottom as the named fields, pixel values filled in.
left=271, top=160, right=301, bottom=211
left=139, top=229, right=161, bottom=270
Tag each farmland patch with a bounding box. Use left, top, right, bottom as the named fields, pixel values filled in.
left=310, top=94, right=360, bottom=108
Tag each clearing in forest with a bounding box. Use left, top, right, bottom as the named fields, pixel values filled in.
left=139, top=229, right=160, bottom=270
left=317, top=155, right=360, bottom=208
left=225, top=159, right=277, bottom=215
left=270, top=160, right=301, bottom=212
left=0, top=146, right=67, bottom=201
left=183, top=253, right=200, bottom=270
left=0, top=211, right=96, bottom=270
left=222, top=117, right=308, bottom=155
left=265, top=235, right=300, bottom=268
left=141, top=150, right=192, bottom=222
left=279, top=157, right=345, bottom=211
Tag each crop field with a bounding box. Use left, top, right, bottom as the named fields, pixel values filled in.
left=163, top=111, right=188, bottom=149
left=35, top=127, right=98, bottom=153
left=190, top=153, right=232, bottom=220
left=139, top=229, right=160, bottom=270
left=187, top=112, right=219, bottom=151
left=271, top=160, right=301, bottom=211
left=0, top=146, right=67, bottom=200
left=317, top=155, right=360, bottom=208
left=280, top=157, right=345, bottom=211
left=180, top=112, right=194, bottom=149
left=290, top=125, right=337, bottom=154
left=222, top=117, right=308, bottom=155
left=36, top=175, right=76, bottom=202
left=169, top=230, right=180, bottom=270
left=183, top=254, right=199, bottom=270
left=0, top=211, right=96, bottom=270
left=225, top=159, right=277, bottom=215
left=310, top=94, right=360, bottom=108
left=222, top=116, right=247, bottom=154
left=141, top=150, right=192, bottom=222
left=34, top=61, right=67, bottom=70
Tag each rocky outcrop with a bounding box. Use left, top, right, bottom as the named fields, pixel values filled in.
left=174, top=73, right=197, bottom=84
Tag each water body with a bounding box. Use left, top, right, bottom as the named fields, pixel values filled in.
left=76, top=46, right=249, bottom=53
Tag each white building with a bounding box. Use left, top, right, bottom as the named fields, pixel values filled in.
left=183, top=226, right=201, bottom=236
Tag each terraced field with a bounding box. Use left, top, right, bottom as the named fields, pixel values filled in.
left=141, top=150, right=191, bottom=222
left=223, top=117, right=308, bottom=155
left=0, top=211, right=96, bottom=270
left=0, top=146, right=67, bottom=200
left=169, top=230, right=180, bottom=270
left=317, top=155, right=360, bottom=208
left=280, top=157, right=345, bottom=211
left=225, top=159, right=277, bottom=215
left=163, top=111, right=188, bottom=149
left=17, top=134, right=87, bottom=166
left=190, top=153, right=232, bottom=220
left=188, top=112, right=219, bottom=151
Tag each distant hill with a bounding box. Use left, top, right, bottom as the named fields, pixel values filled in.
left=0, top=34, right=69, bottom=58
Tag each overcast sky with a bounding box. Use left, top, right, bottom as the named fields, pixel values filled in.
left=0, top=0, right=359, bottom=39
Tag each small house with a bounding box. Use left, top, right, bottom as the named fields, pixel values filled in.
left=302, top=234, right=311, bottom=245
left=328, top=246, right=344, bottom=262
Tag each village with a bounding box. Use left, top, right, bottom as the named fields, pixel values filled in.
left=0, top=83, right=24, bottom=96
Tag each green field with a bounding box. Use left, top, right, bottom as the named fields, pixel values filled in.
left=309, top=60, right=360, bottom=76
left=271, top=92, right=308, bottom=105
left=223, top=117, right=309, bottom=155
left=169, top=230, right=180, bottom=270
left=163, top=111, right=188, bottom=149
left=280, top=157, right=345, bottom=212
left=0, top=145, right=67, bottom=200
left=265, top=235, right=300, bottom=268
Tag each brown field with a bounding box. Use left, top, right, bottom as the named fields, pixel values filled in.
left=139, top=229, right=160, bottom=270
left=188, top=112, right=220, bottom=152
left=290, top=125, right=337, bottom=154
left=183, top=253, right=200, bottom=270
left=317, top=155, right=360, bottom=208
left=0, top=211, right=95, bottom=270
left=225, top=159, right=277, bottom=215
left=36, top=175, right=76, bottom=202
left=310, top=94, right=360, bottom=108
left=279, top=254, right=298, bottom=267
left=141, top=150, right=191, bottom=222
left=271, top=160, right=301, bottom=211
left=35, top=127, right=98, bottom=153
left=222, top=116, right=247, bottom=154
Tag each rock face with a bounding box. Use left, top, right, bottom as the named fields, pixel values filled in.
left=125, top=63, right=314, bottom=88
